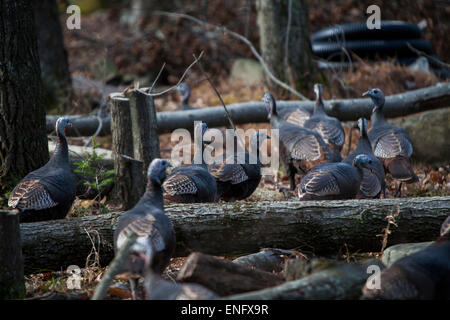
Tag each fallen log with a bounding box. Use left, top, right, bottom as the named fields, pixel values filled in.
left=225, top=259, right=384, bottom=300
left=46, top=83, right=450, bottom=136
left=176, top=252, right=284, bottom=296
left=283, top=258, right=337, bottom=281
left=381, top=242, right=433, bottom=267
left=145, top=270, right=219, bottom=300
left=19, top=197, right=449, bottom=274
left=232, top=248, right=292, bottom=273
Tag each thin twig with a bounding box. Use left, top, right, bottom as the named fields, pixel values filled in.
left=84, top=116, right=103, bottom=147
left=139, top=52, right=204, bottom=97
left=284, top=0, right=292, bottom=71
left=148, top=62, right=166, bottom=93
left=152, top=10, right=309, bottom=100
left=406, top=42, right=450, bottom=71
left=377, top=206, right=401, bottom=256
left=193, top=53, right=246, bottom=149
left=84, top=228, right=101, bottom=270
left=91, top=233, right=137, bottom=300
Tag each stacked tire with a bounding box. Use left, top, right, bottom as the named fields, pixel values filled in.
left=311, top=20, right=432, bottom=63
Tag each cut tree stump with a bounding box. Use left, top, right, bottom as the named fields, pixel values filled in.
left=125, top=88, right=160, bottom=173
left=109, top=89, right=160, bottom=209
left=176, top=252, right=284, bottom=296
left=110, top=93, right=144, bottom=209
left=0, top=211, right=25, bottom=299
left=225, top=259, right=384, bottom=300
left=46, top=83, right=450, bottom=136
left=18, top=197, right=449, bottom=274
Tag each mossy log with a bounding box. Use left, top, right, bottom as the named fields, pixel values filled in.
left=19, top=197, right=449, bottom=274
left=176, top=252, right=284, bottom=296
left=225, top=259, right=384, bottom=300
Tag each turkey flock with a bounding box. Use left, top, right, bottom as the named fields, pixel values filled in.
left=8, top=84, right=432, bottom=300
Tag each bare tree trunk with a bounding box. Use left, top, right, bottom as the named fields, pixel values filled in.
left=0, top=211, right=25, bottom=299
left=0, top=0, right=49, bottom=194
left=33, top=0, right=73, bottom=113
left=256, top=0, right=317, bottom=96
left=124, top=0, right=176, bottom=31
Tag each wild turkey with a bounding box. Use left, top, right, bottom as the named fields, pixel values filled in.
left=8, top=117, right=76, bottom=223
left=364, top=88, right=418, bottom=196
left=114, top=158, right=175, bottom=300
left=176, top=82, right=195, bottom=110
left=163, top=123, right=218, bottom=202
left=277, top=104, right=312, bottom=128
left=263, top=92, right=339, bottom=190
left=304, top=83, right=345, bottom=155
left=343, top=118, right=386, bottom=198
left=361, top=216, right=450, bottom=300
left=208, top=131, right=270, bottom=201
left=298, top=154, right=374, bottom=200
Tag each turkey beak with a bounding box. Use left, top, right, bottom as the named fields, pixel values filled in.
left=362, top=90, right=371, bottom=97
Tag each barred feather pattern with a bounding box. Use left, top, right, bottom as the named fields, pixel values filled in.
left=314, top=122, right=345, bottom=148
left=209, top=162, right=249, bottom=184
left=8, top=179, right=58, bottom=210
left=116, top=215, right=166, bottom=253
left=440, top=216, right=450, bottom=237
left=374, top=132, right=413, bottom=158
left=359, top=169, right=382, bottom=198
left=299, top=168, right=340, bottom=196
left=290, top=136, right=322, bottom=161
left=163, top=173, right=198, bottom=195
left=284, top=109, right=311, bottom=127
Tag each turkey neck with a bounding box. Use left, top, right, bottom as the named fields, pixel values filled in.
left=313, top=94, right=326, bottom=116
left=370, top=102, right=387, bottom=127
left=140, top=180, right=164, bottom=209
left=50, top=127, right=70, bottom=167
left=269, top=98, right=283, bottom=129
left=182, top=91, right=190, bottom=106
left=357, top=123, right=372, bottom=151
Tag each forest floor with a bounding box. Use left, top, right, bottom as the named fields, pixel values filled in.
left=23, top=3, right=450, bottom=299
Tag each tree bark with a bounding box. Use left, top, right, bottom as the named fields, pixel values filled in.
left=0, top=211, right=25, bottom=299
left=0, top=0, right=49, bottom=193
left=46, top=83, right=450, bottom=136
left=125, top=89, right=160, bottom=174
left=232, top=248, right=292, bottom=273
left=33, top=0, right=73, bottom=113
left=225, top=259, right=384, bottom=300
left=109, top=94, right=144, bottom=209
left=256, top=0, right=317, bottom=96
left=176, top=252, right=284, bottom=296
left=145, top=270, right=219, bottom=300
left=19, top=196, right=449, bottom=274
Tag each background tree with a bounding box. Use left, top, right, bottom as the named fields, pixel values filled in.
left=0, top=0, right=49, bottom=197
left=33, top=0, right=73, bottom=113
left=256, top=0, right=318, bottom=97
